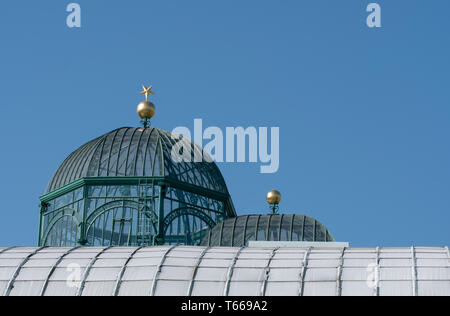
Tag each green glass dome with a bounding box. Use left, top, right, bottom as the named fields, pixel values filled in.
left=40, top=127, right=235, bottom=247
left=46, top=127, right=228, bottom=194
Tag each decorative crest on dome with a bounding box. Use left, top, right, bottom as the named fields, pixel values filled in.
left=140, top=84, right=155, bottom=101
left=137, top=84, right=156, bottom=128
left=267, top=190, right=281, bottom=214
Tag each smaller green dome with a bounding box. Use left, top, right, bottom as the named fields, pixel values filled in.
left=201, top=214, right=334, bottom=247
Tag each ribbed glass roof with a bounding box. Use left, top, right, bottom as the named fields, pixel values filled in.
left=0, top=246, right=448, bottom=296
left=201, top=214, right=335, bottom=247
left=46, top=127, right=228, bottom=194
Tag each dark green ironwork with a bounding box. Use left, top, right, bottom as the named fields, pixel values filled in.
left=269, top=203, right=279, bottom=214
left=141, top=118, right=150, bottom=128
left=40, top=127, right=236, bottom=247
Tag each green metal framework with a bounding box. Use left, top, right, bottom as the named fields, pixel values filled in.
left=39, top=127, right=236, bottom=247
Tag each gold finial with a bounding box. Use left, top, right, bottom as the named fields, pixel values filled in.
left=137, top=84, right=156, bottom=128
left=140, top=84, right=155, bottom=101
left=267, top=190, right=281, bottom=214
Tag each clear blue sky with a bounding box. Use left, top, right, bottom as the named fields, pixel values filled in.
left=0, top=1, right=449, bottom=247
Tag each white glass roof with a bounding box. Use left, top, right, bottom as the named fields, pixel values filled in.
left=0, top=246, right=448, bottom=296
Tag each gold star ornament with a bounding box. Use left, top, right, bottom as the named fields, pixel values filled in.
left=140, top=84, right=155, bottom=101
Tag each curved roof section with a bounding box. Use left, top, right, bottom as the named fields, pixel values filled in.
left=200, top=214, right=335, bottom=247
left=46, top=127, right=228, bottom=194
left=0, top=246, right=448, bottom=296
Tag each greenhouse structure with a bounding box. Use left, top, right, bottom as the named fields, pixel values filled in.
left=0, top=88, right=448, bottom=296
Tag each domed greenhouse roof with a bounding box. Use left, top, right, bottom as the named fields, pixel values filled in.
left=201, top=214, right=335, bottom=247
left=46, top=127, right=228, bottom=194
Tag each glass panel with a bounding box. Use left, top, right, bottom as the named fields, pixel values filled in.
left=195, top=267, right=228, bottom=281
left=97, top=131, right=115, bottom=177
left=303, top=217, right=315, bottom=241
left=154, top=280, right=189, bottom=296
left=231, top=268, right=265, bottom=282
left=341, top=281, right=374, bottom=296
left=228, top=281, right=260, bottom=296
left=15, top=267, right=52, bottom=280
left=378, top=280, right=412, bottom=296
left=43, top=281, right=79, bottom=296
left=304, top=268, right=337, bottom=282
left=82, top=281, right=115, bottom=296
left=86, top=267, right=122, bottom=281
left=315, top=220, right=326, bottom=241
left=280, top=214, right=293, bottom=241
left=244, top=216, right=258, bottom=244
left=342, top=268, right=371, bottom=281
left=303, top=282, right=336, bottom=296
left=267, top=268, right=301, bottom=281
left=256, top=216, right=268, bottom=241
left=9, top=281, right=45, bottom=296
left=118, top=280, right=152, bottom=296
left=418, top=281, right=450, bottom=296
left=0, top=282, right=8, bottom=295
left=291, top=215, right=304, bottom=241
left=158, top=266, right=194, bottom=280
left=122, top=266, right=157, bottom=281
left=235, top=259, right=268, bottom=268
left=0, top=266, right=16, bottom=281
left=221, top=219, right=235, bottom=247
left=268, top=215, right=281, bottom=241
left=265, top=282, right=299, bottom=296
left=191, top=281, right=224, bottom=296
left=44, top=216, right=79, bottom=247
left=417, top=267, right=450, bottom=280
left=232, top=216, right=247, bottom=247
left=107, top=128, right=127, bottom=176
left=380, top=267, right=412, bottom=280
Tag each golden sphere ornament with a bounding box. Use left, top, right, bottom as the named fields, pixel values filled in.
left=267, top=190, right=282, bottom=205
left=137, top=100, right=155, bottom=120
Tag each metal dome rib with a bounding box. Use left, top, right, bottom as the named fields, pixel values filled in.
left=46, top=127, right=228, bottom=194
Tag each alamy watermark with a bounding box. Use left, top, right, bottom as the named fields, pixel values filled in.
left=171, top=119, right=280, bottom=174
left=66, top=263, right=82, bottom=289
left=367, top=3, right=382, bottom=28
left=66, top=3, right=381, bottom=29
left=66, top=3, right=81, bottom=28
left=366, top=263, right=380, bottom=290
